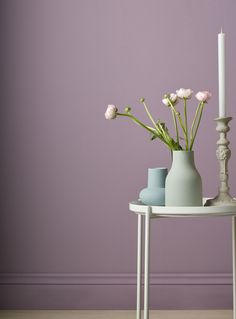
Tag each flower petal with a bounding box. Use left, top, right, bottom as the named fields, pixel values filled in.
left=195, top=91, right=212, bottom=102
left=105, top=104, right=118, bottom=119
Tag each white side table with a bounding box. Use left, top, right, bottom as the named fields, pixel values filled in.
left=129, top=198, right=236, bottom=319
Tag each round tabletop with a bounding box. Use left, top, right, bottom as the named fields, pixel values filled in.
left=129, top=198, right=236, bottom=218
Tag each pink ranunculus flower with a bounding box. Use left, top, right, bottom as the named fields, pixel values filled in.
left=195, top=91, right=212, bottom=102
left=105, top=104, right=118, bottom=119
left=162, top=93, right=178, bottom=106
left=176, top=88, right=193, bottom=99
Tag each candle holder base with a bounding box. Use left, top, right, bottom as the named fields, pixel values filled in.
left=205, top=194, right=236, bottom=206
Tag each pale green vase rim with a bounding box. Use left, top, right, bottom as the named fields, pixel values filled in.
left=172, top=150, right=194, bottom=153
left=148, top=167, right=168, bottom=170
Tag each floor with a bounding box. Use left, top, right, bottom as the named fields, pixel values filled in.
left=0, top=310, right=232, bottom=319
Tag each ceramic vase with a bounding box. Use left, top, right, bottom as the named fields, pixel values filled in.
left=165, top=151, right=202, bottom=206
left=139, top=168, right=168, bottom=206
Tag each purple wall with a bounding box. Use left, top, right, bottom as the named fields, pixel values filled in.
left=1, top=0, right=236, bottom=309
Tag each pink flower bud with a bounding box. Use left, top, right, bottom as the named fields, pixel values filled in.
left=195, top=91, right=212, bottom=102
left=176, top=88, right=193, bottom=99
left=105, top=104, right=118, bottom=120
left=162, top=93, right=178, bottom=106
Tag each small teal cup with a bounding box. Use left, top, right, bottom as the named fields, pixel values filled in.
left=139, top=167, right=168, bottom=206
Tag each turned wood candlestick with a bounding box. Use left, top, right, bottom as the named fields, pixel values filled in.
left=205, top=117, right=236, bottom=206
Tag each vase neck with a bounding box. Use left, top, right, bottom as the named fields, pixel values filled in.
left=171, top=151, right=195, bottom=168
left=148, top=168, right=167, bottom=188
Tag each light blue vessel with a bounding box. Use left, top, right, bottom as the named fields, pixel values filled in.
left=139, top=167, right=168, bottom=206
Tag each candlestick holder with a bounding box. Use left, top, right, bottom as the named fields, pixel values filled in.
left=205, top=116, right=236, bottom=206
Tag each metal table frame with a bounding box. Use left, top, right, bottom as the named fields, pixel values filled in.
left=129, top=199, right=236, bottom=319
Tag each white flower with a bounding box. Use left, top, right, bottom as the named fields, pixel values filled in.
left=105, top=104, right=118, bottom=119
left=176, top=88, right=193, bottom=99
left=195, top=91, right=212, bottom=102
left=162, top=93, right=178, bottom=106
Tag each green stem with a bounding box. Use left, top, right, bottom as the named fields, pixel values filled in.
left=117, top=112, right=177, bottom=150
left=167, top=97, right=187, bottom=147
left=190, top=102, right=202, bottom=141
left=171, top=109, right=179, bottom=145
left=159, top=123, right=169, bottom=141
left=141, top=101, right=163, bottom=135
left=189, top=102, right=205, bottom=150
left=184, top=98, right=189, bottom=150
left=116, top=112, right=156, bottom=135
left=158, top=122, right=173, bottom=145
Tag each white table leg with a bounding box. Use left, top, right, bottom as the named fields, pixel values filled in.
left=233, top=216, right=236, bottom=319
left=137, top=214, right=143, bottom=319
left=144, top=207, right=151, bottom=319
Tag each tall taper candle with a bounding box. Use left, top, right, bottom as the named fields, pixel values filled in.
left=218, top=29, right=226, bottom=117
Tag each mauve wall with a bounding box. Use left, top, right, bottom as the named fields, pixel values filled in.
left=0, top=0, right=236, bottom=309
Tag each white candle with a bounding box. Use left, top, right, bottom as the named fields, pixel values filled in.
left=218, top=29, right=226, bottom=117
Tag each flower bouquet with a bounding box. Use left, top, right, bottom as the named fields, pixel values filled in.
left=105, top=88, right=211, bottom=207
left=105, top=88, right=211, bottom=151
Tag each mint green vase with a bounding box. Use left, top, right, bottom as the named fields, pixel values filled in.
left=139, top=168, right=168, bottom=206
left=165, top=151, right=202, bottom=206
